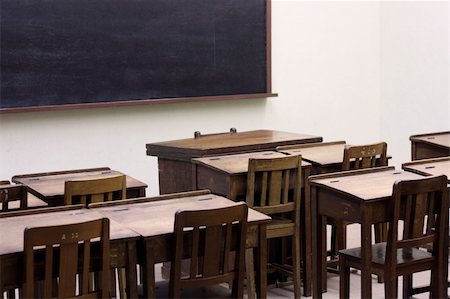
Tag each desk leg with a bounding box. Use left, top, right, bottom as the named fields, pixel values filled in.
left=360, top=206, right=372, bottom=299
left=255, top=223, right=267, bottom=299
left=143, top=240, right=156, bottom=298
left=302, top=178, right=312, bottom=297
left=126, top=240, right=138, bottom=299
left=312, top=185, right=326, bottom=299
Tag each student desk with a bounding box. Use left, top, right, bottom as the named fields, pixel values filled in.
left=309, top=167, right=442, bottom=298
left=90, top=192, right=271, bottom=299
left=192, top=151, right=313, bottom=296
left=146, top=129, right=322, bottom=194
left=0, top=206, right=140, bottom=297
left=0, top=183, right=48, bottom=211
left=410, top=131, right=450, bottom=160
left=402, top=157, right=450, bottom=180
left=12, top=167, right=147, bottom=206
left=277, top=141, right=347, bottom=174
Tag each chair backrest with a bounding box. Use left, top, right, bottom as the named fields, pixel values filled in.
left=169, top=203, right=248, bottom=298
left=342, top=142, right=388, bottom=170
left=24, top=218, right=110, bottom=298
left=64, top=175, right=126, bottom=206
left=0, top=184, right=28, bottom=212
left=386, top=175, right=448, bottom=268
left=246, top=155, right=302, bottom=216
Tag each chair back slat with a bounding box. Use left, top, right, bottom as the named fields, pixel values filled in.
left=342, top=142, right=388, bottom=171
left=24, top=218, right=110, bottom=299
left=169, top=203, right=248, bottom=298
left=282, top=170, right=290, bottom=204
left=64, top=175, right=126, bottom=206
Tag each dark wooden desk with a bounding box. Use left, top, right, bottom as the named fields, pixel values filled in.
left=90, top=192, right=271, bottom=298
left=0, top=206, right=140, bottom=297
left=403, top=157, right=450, bottom=180
left=146, top=129, right=322, bottom=194
left=410, top=131, right=450, bottom=160
left=192, top=151, right=313, bottom=296
left=309, top=167, right=447, bottom=298
left=12, top=167, right=147, bottom=206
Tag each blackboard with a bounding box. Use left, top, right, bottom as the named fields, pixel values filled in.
left=0, top=0, right=273, bottom=112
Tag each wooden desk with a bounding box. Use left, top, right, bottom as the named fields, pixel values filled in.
left=12, top=167, right=147, bottom=206
left=0, top=183, right=48, bottom=211
left=277, top=141, right=346, bottom=174
left=410, top=131, right=450, bottom=160
left=192, top=151, right=313, bottom=296
left=403, top=157, right=450, bottom=180
left=309, top=167, right=447, bottom=298
left=90, top=192, right=271, bottom=298
left=146, top=129, right=322, bottom=194
left=0, top=206, right=140, bottom=297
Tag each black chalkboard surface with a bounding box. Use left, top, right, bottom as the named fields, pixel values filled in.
left=0, top=0, right=272, bottom=112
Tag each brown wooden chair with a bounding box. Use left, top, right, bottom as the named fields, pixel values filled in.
left=329, top=142, right=388, bottom=264
left=24, top=218, right=110, bottom=298
left=64, top=175, right=126, bottom=206
left=0, top=183, right=28, bottom=212
left=339, top=175, right=449, bottom=298
left=169, top=203, right=248, bottom=298
left=246, top=155, right=302, bottom=298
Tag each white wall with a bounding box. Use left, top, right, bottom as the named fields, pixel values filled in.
left=0, top=1, right=448, bottom=195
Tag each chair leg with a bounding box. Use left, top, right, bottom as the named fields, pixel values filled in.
left=292, top=235, right=302, bottom=299
left=374, top=222, right=387, bottom=283
left=402, top=274, right=412, bottom=298
left=339, top=255, right=350, bottom=299
left=384, top=272, right=397, bottom=299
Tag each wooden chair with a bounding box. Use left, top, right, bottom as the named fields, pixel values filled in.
left=169, top=203, right=248, bottom=298
left=246, top=155, right=302, bottom=298
left=64, top=175, right=126, bottom=206
left=339, top=175, right=449, bottom=298
left=0, top=183, right=28, bottom=212
left=24, top=218, right=110, bottom=298
left=329, top=142, right=388, bottom=264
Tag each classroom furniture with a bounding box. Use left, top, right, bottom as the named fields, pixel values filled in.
left=247, top=155, right=303, bottom=298
left=169, top=203, right=248, bottom=298
left=0, top=182, right=48, bottom=211
left=146, top=129, right=322, bottom=194
left=331, top=142, right=388, bottom=267
left=339, top=175, right=449, bottom=299
left=192, top=151, right=313, bottom=296
left=64, top=175, right=126, bottom=205
left=1, top=0, right=273, bottom=112
left=402, top=156, right=450, bottom=180
left=0, top=205, right=140, bottom=298
left=24, top=218, right=110, bottom=298
left=309, top=166, right=429, bottom=298
left=12, top=167, right=147, bottom=206
left=410, top=131, right=450, bottom=160
left=88, top=190, right=271, bottom=299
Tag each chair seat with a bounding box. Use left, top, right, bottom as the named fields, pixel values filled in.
left=340, top=242, right=433, bottom=266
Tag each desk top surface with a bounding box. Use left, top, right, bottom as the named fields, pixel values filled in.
left=0, top=207, right=139, bottom=256
left=277, top=141, right=346, bottom=166
left=410, top=132, right=450, bottom=148
left=402, top=157, right=450, bottom=181
left=12, top=167, right=147, bottom=199
left=192, top=151, right=310, bottom=175
left=310, top=167, right=425, bottom=201
left=146, top=130, right=323, bottom=158
left=91, top=194, right=271, bottom=238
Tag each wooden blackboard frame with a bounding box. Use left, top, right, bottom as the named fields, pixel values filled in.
left=0, top=0, right=276, bottom=114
